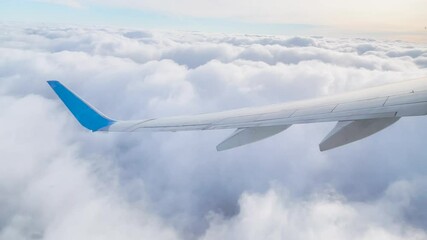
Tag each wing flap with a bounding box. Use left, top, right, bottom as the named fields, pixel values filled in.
left=319, top=117, right=400, bottom=151
left=216, top=125, right=291, bottom=151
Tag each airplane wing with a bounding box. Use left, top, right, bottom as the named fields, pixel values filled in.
left=47, top=78, right=427, bottom=151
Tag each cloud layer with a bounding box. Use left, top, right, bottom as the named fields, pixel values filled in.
left=0, top=24, right=427, bottom=239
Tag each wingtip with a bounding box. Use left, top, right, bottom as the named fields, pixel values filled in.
left=47, top=80, right=115, bottom=132
left=47, top=80, right=60, bottom=88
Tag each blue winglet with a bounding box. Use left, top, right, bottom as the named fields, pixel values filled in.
left=47, top=80, right=115, bottom=131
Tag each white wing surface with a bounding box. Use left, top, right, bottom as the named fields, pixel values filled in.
left=47, top=78, right=427, bottom=151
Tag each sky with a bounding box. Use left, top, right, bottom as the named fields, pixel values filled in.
left=1, top=1, right=427, bottom=240
left=1, top=0, right=427, bottom=41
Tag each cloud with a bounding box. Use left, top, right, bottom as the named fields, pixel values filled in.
left=0, top=95, right=181, bottom=240
left=201, top=182, right=427, bottom=240
left=0, top=24, right=427, bottom=239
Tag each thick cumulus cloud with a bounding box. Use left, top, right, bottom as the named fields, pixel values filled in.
left=0, top=24, right=427, bottom=239
left=202, top=183, right=427, bottom=240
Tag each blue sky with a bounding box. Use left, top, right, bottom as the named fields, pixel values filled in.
left=0, top=0, right=316, bottom=35
left=1, top=0, right=426, bottom=41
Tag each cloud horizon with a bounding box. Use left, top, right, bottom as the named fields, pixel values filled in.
left=2, top=1, right=427, bottom=42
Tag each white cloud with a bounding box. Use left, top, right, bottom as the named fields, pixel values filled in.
left=202, top=184, right=427, bottom=240
left=0, top=24, right=427, bottom=239
left=0, top=95, right=180, bottom=240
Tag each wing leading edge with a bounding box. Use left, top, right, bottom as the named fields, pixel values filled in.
left=47, top=78, right=427, bottom=151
